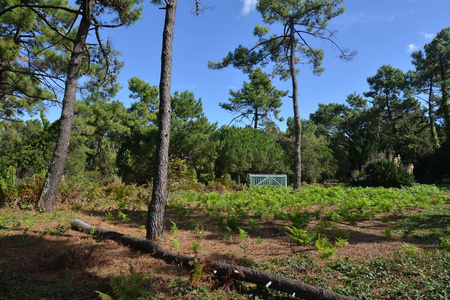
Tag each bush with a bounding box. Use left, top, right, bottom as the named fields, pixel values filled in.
left=0, top=164, right=18, bottom=207
left=168, top=157, right=198, bottom=191
left=351, top=159, right=415, bottom=188
left=0, top=164, right=17, bottom=188
left=1, top=172, right=45, bottom=209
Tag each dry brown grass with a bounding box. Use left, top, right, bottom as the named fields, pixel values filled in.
left=0, top=199, right=447, bottom=299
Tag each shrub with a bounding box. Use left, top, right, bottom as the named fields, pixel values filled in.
left=1, top=171, right=45, bottom=209
left=0, top=164, right=17, bottom=207
left=351, top=159, right=415, bottom=188
left=168, top=157, right=198, bottom=191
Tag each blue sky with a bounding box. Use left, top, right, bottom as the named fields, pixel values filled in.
left=83, top=0, right=449, bottom=130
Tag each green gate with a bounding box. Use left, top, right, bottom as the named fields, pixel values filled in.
left=248, top=174, right=287, bottom=187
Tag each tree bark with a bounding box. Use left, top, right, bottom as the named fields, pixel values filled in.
left=439, top=58, right=450, bottom=140
left=289, top=20, right=302, bottom=189
left=427, top=80, right=440, bottom=150
left=147, top=0, right=177, bottom=240
left=37, top=0, right=95, bottom=212
left=71, top=219, right=355, bottom=300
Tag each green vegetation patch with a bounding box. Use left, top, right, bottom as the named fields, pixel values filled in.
left=256, top=251, right=449, bottom=299
left=173, top=184, right=449, bottom=220
left=391, top=205, right=450, bottom=245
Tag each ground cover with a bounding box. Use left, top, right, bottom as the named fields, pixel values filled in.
left=0, top=183, right=449, bottom=299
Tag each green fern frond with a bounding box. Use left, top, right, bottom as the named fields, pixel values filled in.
left=109, top=264, right=144, bottom=300
left=96, top=290, right=114, bottom=300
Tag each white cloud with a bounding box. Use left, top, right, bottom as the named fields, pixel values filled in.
left=241, top=0, right=258, bottom=16
left=420, top=31, right=435, bottom=39
left=407, top=44, right=418, bottom=52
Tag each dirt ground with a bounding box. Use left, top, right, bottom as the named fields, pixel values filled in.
left=2, top=199, right=447, bottom=300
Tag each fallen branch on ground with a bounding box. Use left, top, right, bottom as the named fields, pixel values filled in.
left=70, top=219, right=355, bottom=300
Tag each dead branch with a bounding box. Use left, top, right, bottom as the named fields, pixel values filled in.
left=70, top=219, right=355, bottom=300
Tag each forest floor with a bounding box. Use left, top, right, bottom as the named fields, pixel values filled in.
left=0, top=189, right=449, bottom=299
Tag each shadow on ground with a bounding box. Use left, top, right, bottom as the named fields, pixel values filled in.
left=0, top=230, right=190, bottom=300
left=391, top=212, right=450, bottom=245
left=0, top=233, right=107, bottom=299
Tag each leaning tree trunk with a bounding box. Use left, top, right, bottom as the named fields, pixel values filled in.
left=71, top=219, right=355, bottom=300
left=37, top=0, right=95, bottom=212
left=289, top=20, right=302, bottom=189
left=146, top=0, right=177, bottom=240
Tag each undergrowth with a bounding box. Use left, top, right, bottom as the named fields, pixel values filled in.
left=1, top=178, right=449, bottom=299
left=256, top=250, right=449, bottom=299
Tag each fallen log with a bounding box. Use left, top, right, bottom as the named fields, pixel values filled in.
left=70, top=219, right=355, bottom=300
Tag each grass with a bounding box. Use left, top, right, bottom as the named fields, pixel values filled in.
left=0, top=182, right=449, bottom=299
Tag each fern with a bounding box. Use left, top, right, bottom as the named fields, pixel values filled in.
left=110, top=276, right=131, bottom=300
left=96, top=291, right=114, bottom=300
left=238, top=227, right=249, bottom=240
left=190, top=258, right=203, bottom=283
left=109, top=264, right=144, bottom=300
left=170, top=237, right=179, bottom=249
left=191, top=239, right=201, bottom=254
left=105, top=211, right=115, bottom=221
left=170, top=220, right=179, bottom=234
left=117, top=210, right=131, bottom=222
left=315, top=236, right=336, bottom=259
left=334, top=238, right=349, bottom=248
left=285, top=227, right=318, bottom=246
left=440, top=236, right=450, bottom=251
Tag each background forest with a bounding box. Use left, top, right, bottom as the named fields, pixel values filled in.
left=1, top=27, right=449, bottom=187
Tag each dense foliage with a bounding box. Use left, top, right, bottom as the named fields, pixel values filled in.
left=0, top=20, right=449, bottom=188
left=351, top=159, right=415, bottom=188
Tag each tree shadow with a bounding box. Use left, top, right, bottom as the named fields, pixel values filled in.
left=0, top=233, right=109, bottom=299
left=81, top=205, right=289, bottom=241
left=390, top=213, right=450, bottom=245
left=77, top=203, right=449, bottom=264
left=0, top=230, right=191, bottom=299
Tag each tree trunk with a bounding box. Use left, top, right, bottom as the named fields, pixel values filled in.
left=289, top=20, right=301, bottom=189
left=427, top=80, right=440, bottom=149
left=439, top=59, right=450, bottom=139
left=71, top=219, right=355, bottom=300
left=147, top=0, right=177, bottom=240
left=37, top=0, right=95, bottom=212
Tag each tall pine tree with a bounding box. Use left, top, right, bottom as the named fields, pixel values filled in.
left=209, top=0, right=354, bottom=188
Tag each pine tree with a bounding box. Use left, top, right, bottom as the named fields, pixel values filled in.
left=147, top=0, right=177, bottom=240
left=0, top=0, right=142, bottom=211
left=221, top=67, right=288, bottom=129
left=209, top=0, right=354, bottom=188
